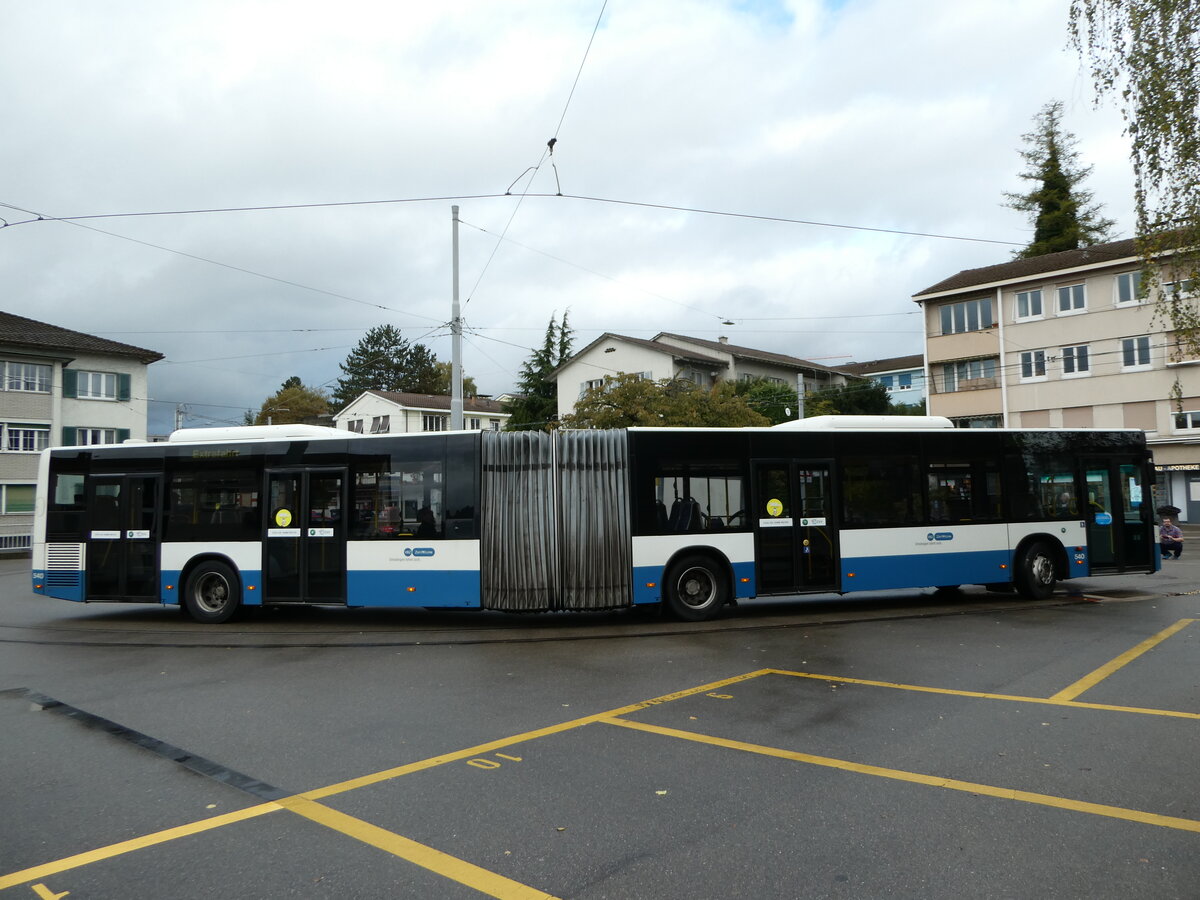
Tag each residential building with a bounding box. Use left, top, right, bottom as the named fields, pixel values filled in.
left=0, top=310, right=163, bottom=548
left=839, top=353, right=926, bottom=406
left=333, top=390, right=510, bottom=434
left=552, top=332, right=850, bottom=421
left=913, top=237, right=1200, bottom=517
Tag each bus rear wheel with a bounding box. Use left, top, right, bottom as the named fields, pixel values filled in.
left=183, top=561, right=241, bottom=624
left=1015, top=542, right=1057, bottom=600
left=664, top=555, right=728, bottom=622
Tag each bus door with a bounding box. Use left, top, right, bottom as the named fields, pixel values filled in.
left=85, top=474, right=161, bottom=601
left=751, top=460, right=838, bottom=594
left=1082, top=458, right=1154, bottom=571
left=264, top=468, right=347, bottom=603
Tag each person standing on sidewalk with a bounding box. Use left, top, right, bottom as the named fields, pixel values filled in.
left=1160, top=516, right=1184, bottom=559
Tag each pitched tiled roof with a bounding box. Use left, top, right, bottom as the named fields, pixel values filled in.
left=366, top=390, right=507, bottom=414
left=653, top=332, right=846, bottom=374
left=839, top=353, right=924, bottom=376
left=913, top=237, right=1139, bottom=298
left=0, top=310, right=164, bottom=363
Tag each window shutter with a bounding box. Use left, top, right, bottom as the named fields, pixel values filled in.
left=117, top=374, right=131, bottom=401
left=61, top=427, right=77, bottom=446
left=63, top=369, right=78, bottom=399
left=116, top=428, right=131, bottom=443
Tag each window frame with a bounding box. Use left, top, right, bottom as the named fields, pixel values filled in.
left=1060, top=344, right=1091, bottom=378
left=938, top=298, right=994, bottom=335
left=1019, top=350, right=1047, bottom=382
left=1056, top=283, right=1087, bottom=315
left=1121, top=336, right=1153, bottom=371
left=1014, top=289, right=1044, bottom=321
left=1114, top=271, right=1143, bottom=306
left=3, top=362, right=51, bottom=394
left=4, top=424, right=50, bottom=452
left=76, top=371, right=119, bottom=401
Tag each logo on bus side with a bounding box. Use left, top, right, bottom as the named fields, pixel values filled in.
left=404, top=548, right=436, bottom=558
left=926, top=532, right=954, bottom=542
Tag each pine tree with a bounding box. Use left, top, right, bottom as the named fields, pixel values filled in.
left=504, top=312, right=574, bottom=430
left=1004, top=101, right=1114, bottom=258
left=331, top=325, right=441, bottom=408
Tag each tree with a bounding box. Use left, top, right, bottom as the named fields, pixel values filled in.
left=431, top=361, right=477, bottom=398
left=737, top=378, right=800, bottom=426
left=504, top=312, right=574, bottom=431
left=1071, top=1, right=1200, bottom=362
left=803, top=379, right=890, bottom=417
left=1004, top=100, right=1114, bottom=258
left=561, top=374, right=769, bottom=429
left=252, top=381, right=331, bottom=425
left=331, top=325, right=441, bottom=408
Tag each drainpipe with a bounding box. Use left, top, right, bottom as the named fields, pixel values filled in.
left=997, top=286, right=1010, bottom=428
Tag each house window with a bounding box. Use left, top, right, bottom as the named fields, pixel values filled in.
left=76, top=371, right=118, bottom=400
left=939, top=298, right=994, bottom=335
left=941, top=358, right=996, bottom=393
left=489, top=419, right=501, bottom=431
left=4, top=425, right=50, bottom=452
left=579, top=378, right=604, bottom=398
left=1061, top=345, right=1090, bottom=377
left=3, top=362, right=51, bottom=393
left=1175, top=410, right=1200, bottom=430
left=878, top=375, right=894, bottom=390
left=1, top=484, right=35, bottom=514
left=897, top=372, right=913, bottom=389
left=75, top=428, right=118, bottom=445
left=346, top=419, right=364, bottom=433
left=1163, top=277, right=1198, bottom=298
left=1115, top=271, right=1143, bottom=305
left=1056, top=284, right=1086, bottom=313
left=369, top=415, right=390, bottom=434
left=1020, top=350, right=1047, bottom=381
left=1015, top=289, right=1044, bottom=320
left=1121, top=336, right=1152, bottom=370
left=468, top=417, right=481, bottom=430
left=422, top=414, right=447, bottom=432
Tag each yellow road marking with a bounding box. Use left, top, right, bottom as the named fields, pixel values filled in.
left=0, top=670, right=769, bottom=890
left=602, top=717, right=1200, bottom=834
left=303, top=669, right=771, bottom=801
left=31, top=886, right=68, bottom=900
left=281, top=796, right=558, bottom=900
left=0, top=803, right=281, bottom=891
left=764, top=668, right=1200, bottom=719
left=1051, top=618, right=1197, bottom=701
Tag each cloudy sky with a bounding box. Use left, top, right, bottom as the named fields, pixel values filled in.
left=1, top=0, right=1132, bottom=433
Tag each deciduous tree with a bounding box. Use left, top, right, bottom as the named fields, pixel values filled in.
left=561, top=374, right=769, bottom=429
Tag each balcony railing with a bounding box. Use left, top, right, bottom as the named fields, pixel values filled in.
left=929, top=377, right=999, bottom=395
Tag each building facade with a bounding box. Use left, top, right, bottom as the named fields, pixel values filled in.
left=914, top=238, right=1200, bottom=517
left=0, top=311, right=162, bottom=547
left=333, top=390, right=510, bottom=434
left=552, top=332, right=850, bottom=421
left=839, top=353, right=926, bottom=407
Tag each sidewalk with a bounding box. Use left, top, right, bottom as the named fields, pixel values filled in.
left=1071, top=522, right=1200, bottom=599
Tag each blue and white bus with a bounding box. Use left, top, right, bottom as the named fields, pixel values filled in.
left=31, top=417, right=1157, bottom=623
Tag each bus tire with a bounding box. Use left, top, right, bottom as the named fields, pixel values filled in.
left=663, top=555, right=728, bottom=622
left=1015, top=542, right=1057, bottom=600
left=183, top=561, right=241, bottom=624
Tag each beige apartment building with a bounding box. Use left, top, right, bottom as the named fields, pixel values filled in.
left=914, top=237, right=1200, bottom=519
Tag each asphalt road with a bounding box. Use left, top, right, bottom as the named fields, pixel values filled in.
left=1, top=557, right=1197, bottom=899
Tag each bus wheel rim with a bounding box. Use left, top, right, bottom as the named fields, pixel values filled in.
left=195, top=573, right=229, bottom=613
left=678, top=567, right=716, bottom=608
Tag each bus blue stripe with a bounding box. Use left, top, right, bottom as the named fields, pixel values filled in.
left=842, top=550, right=1013, bottom=591
left=346, top=570, right=481, bottom=608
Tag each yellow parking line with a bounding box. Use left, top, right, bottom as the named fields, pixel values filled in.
left=281, top=796, right=558, bottom=899
left=0, top=670, right=771, bottom=890
left=602, top=717, right=1200, bottom=834
left=764, top=668, right=1200, bottom=719
left=1051, top=618, right=1197, bottom=702
left=0, top=802, right=281, bottom=891
left=303, top=669, right=772, bottom=801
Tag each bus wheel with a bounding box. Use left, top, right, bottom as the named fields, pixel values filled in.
left=184, top=561, right=241, bottom=624
left=664, top=556, right=728, bottom=622
left=1015, top=542, right=1057, bottom=600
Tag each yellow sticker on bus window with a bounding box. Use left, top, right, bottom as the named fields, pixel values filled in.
left=275, top=508, right=293, bottom=527
left=766, top=498, right=783, bottom=517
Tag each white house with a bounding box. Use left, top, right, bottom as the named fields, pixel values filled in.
left=552, top=332, right=851, bottom=421
left=0, top=310, right=162, bottom=548
left=333, top=390, right=510, bottom=434
left=839, top=353, right=926, bottom=406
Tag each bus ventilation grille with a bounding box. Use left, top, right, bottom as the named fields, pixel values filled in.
left=46, top=543, right=84, bottom=586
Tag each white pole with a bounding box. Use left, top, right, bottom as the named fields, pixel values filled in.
left=451, top=205, right=463, bottom=430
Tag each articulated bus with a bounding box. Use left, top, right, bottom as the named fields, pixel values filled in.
left=31, top=417, right=1157, bottom=623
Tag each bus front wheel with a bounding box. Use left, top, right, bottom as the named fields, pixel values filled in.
left=664, top=555, right=729, bottom=622
left=183, top=561, right=241, bottom=624
left=1015, top=542, right=1057, bottom=600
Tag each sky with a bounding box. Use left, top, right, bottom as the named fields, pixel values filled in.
left=1, top=0, right=1134, bottom=433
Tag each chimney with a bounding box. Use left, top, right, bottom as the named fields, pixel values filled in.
left=718, top=335, right=729, bottom=344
